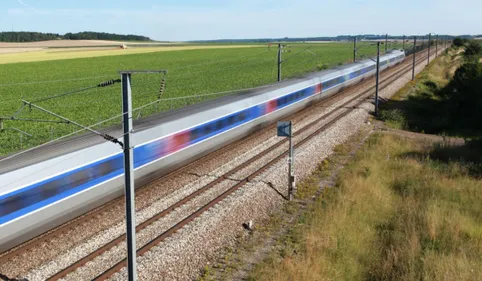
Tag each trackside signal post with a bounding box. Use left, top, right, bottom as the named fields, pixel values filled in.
left=277, top=121, right=295, bottom=201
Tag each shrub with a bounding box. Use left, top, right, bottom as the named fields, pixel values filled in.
left=379, top=109, right=406, bottom=125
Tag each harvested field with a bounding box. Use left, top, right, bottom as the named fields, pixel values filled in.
left=0, top=44, right=258, bottom=64
left=0, top=48, right=43, bottom=54
left=0, top=40, right=141, bottom=48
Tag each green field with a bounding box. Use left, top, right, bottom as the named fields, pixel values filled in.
left=0, top=42, right=383, bottom=155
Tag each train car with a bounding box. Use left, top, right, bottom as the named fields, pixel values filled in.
left=0, top=50, right=405, bottom=252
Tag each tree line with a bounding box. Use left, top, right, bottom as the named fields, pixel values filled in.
left=440, top=39, right=482, bottom=133
left=0, top=31, right=151, bottom=42
left=381, top=38, right=482, bottom=137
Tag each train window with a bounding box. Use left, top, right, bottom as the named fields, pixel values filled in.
left=43, top=178, right=62, bottom=199
left=204, top=124, right=212, bottom=135
left=69, top=169, right=89, bottom=186
left=238, top=111, right=247, bottom=122
left=0, top=193, right=28, bottom=217
left=191, top=128, right=201, bottom=140
left=216, top=120, right=223, bottom=131
left=96, top=161, right=110, bottom=178
left=227, top=115, right=236, bottom=125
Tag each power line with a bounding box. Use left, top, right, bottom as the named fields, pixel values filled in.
left=0, top=75, right=116, bottom=87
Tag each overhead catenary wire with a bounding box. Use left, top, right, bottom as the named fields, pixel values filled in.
left=20, top=100, right=124, bottom=148
left=0, top=49, right=271, bottom=108
left=0, top=75, right=117, bottom=87
left=0, top=48, right=269, bottom=87
left=0, top=74, right=168, bottom=155
left=281, top=46, right=313, bottom=63
left=1, top=78, right=124, bottom=129
left=0, top=79, right=273, bottom=164
left=0, top=40, right=417, bottom=157
left=29, top=79, right=122, bottom=104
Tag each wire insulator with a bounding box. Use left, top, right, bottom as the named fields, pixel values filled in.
left=98, top=79, right=121, bottom=88
left=103, top=133, right=123, bottom=148
left=157, top=76, right=167, bottom=100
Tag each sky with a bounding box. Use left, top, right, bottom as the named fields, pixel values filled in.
left=1, top=0, right=481, bottom=41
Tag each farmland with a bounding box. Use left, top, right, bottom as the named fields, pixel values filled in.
left=0, top=38, right=261, bottom=62
left=0, top=42, right=380, bottom=155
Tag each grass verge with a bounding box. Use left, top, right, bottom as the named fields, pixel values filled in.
left=198, top=127, right=373, bottom=281
left=249, top=132, right=482, bottom=281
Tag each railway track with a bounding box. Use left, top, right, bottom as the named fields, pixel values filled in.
left=0, top=48, right=441, bottom=281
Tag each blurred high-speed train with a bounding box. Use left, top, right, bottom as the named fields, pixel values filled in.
left=0, top=50, right=405, bottom=252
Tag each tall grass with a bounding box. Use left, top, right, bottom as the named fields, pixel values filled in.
left=250, top=133, right=482, bottom=281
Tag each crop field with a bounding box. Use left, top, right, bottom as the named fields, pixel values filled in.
left=0, top=42, right=385, bottom=155
left=0, top=45, right=259, bottom=64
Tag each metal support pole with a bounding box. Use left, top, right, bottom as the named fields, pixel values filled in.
left=412, top=36, right=417, bottom=80
left=277, top=43, right=282, bottom=82
left=375, top=42, right=380, bottom=116
left=288, top=129, right=294, bottom=201
left=427, top=33, right=431, bottom=65
left=353, top=37, right=357, bottom=62
left=402, top=35, right=405, bottom=51
left=436, top=34, right=438, bottom=55
left=121, top=72, right=137, bottom=281
left=385, top=34, right=388, bottom=52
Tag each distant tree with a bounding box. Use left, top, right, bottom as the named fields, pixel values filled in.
left=0, top=31, right=61, bottom=42
left=463, top=40, right=482, bottom=62
left=0, top=31, right=150, bottom=42
left=453, top=37, right=467, bottom=47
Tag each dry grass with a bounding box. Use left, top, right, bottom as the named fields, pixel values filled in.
left=249, top=133, right=482, bottom=281
left=0, top=44, right=258, bottom=64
